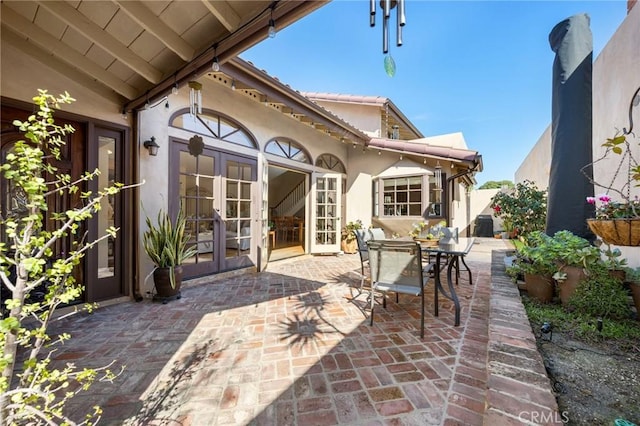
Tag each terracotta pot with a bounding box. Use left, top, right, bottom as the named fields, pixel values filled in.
left=630, top=284, right=640, bottom=320
left=153, top=266, right=183, bottom=300
left=525, top=273, right=554, bottom=303
left=557, top=265, right=587, bottom=305
left=341, top=239, right=358, bottom=254
left=610, top=269, right=626, bottom=283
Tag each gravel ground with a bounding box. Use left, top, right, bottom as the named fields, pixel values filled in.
left=535, top=330, right=640, bottom=425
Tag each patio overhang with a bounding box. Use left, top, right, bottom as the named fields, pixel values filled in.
left=368, top=137, right=484, bottom=173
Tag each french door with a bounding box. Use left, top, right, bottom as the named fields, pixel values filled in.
left=310, top=172, right=342, bottom=254
left=171, top=140, right=256, bottom=279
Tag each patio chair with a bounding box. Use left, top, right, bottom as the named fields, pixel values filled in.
left=368, top=227, right=386, bottom=240
left=367, top=240, right=433, bottom=338
left=353, top=227, right=387, bottom=291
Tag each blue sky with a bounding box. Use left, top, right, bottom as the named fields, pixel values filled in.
left=241, top=0, right=628, bottom=186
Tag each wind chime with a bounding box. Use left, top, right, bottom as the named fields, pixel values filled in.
left=188, top=80, right=202, bottom=118
left=370, top=0, right=406, bottom=77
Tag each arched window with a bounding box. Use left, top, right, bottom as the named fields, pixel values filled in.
left=170, top=109, right=257, bottom=149
left=265, top=138, right=310, bottom=163
left=315, top=153, right=346, bottom=173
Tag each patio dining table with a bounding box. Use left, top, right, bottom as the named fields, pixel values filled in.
left=417, top=237, right=475, bottom=326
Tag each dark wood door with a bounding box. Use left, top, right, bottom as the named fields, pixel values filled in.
left=1, top=105, right=86, bottom=303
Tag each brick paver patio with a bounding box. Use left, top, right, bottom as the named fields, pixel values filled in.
left=44, top=238, right=561, bottom=425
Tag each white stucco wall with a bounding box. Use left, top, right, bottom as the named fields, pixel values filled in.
left=515, top=5, right=640, bottom=266
left=311, top=101, right=382, bottom=137
left=469, top=188, right=502, bottom=234
left=514, top=125, right=551, bottom=188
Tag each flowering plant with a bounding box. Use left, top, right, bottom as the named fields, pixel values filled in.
left=586, top=194, right=640, bottom=219
left=409, top=220, right=445, bottom=239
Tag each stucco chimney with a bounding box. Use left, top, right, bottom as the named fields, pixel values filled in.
left=629, top=0, right=637, bottom=13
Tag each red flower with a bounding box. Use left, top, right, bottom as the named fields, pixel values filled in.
left=493, top=205, right=501, bottom=213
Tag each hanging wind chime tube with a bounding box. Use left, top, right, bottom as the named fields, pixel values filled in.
left=435, top=161, right=442, bottom=189
left=188, top=81, right=202, bottom=118
left=370, top=0, right=405, bottom=77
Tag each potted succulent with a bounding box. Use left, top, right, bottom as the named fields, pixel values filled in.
left=142, top=207, right=197, bottom=302
left=510, top=231, right=557, bottom=303
left=547, top=230, right=600, bottom=305
left=341, top=220, right=363, bottom=254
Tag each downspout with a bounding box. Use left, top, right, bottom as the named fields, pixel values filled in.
left=446, top=160, right=481, bottom=236
left=132, top=112, right=143, bottom=302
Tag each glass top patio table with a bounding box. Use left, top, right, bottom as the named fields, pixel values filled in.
left=415, top=237, right=475, bottom=326
left=417, top=237, right=475, bottom=256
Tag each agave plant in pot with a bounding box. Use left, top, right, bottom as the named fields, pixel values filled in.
left=142, top=207, right=197, bottom=302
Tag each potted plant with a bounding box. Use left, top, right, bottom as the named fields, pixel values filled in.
left=596, top=240, right=628, bottom=282
left=410, top=220, right=445, bottom=246
left=142, top=207, right=197, bottom=302
left=582, top=120, right=640, bottom=246
left=548, top=230, right=600, bottom=305
left=510, top=231, right=557, bottom=303
left=625, top=267, right=640, bottom=320
left=341, top=220, right=363, bottom=254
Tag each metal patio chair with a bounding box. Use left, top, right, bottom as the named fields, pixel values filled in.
left=367, top=240, right=433, bottom=338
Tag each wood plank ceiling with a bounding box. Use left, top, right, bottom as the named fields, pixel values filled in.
left=1, top=0, right=327, bottom=112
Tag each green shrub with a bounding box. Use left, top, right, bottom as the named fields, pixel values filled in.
left=569, top=264, right=630, bottom=320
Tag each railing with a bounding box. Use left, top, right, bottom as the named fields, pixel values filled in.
left=273, top=181, right=305, bottom=217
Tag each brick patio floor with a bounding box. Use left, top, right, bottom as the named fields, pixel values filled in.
left=45, top=238, right=561, bottom=425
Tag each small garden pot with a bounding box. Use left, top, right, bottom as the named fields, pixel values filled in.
left=525, top=273, right=554, bottom=303
left=557, top=265, right=587, bottom=305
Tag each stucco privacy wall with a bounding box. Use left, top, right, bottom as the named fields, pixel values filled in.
left=514, top=125, right=552, bottom=186
left=470, top=188, right=501, bottom=234
left=0, top=42, right=125, bottom=123
left=515, top=5, right=640, bottom=267
left=138, top=77, right=352, bottom=287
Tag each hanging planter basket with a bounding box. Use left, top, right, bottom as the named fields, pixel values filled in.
left=587, top=218, right=640, bottom=246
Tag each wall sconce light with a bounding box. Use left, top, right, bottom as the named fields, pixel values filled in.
left=143, top=136, right=160, bottom=156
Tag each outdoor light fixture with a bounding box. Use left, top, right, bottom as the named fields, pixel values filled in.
left=231, top=79, right=236, bottom=90
left=435, top=161, right=442, bottom=189
left=541, top=321, right=553, bottom=341
left=171, top=75, right=179, bottom=95
left=143, top=136, right=160, bottom=156
left=370, top=0, right=406, bottom=77
left=211, top=45, right=220, bottom=72
left=188, top=81, right=202, bottom=117
left=268, top=4, right=277, bottom=38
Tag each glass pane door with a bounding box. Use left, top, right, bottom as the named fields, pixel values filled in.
left=310, top=172, right=342, bottom=253
left=177, top=148, right=220, bottom=277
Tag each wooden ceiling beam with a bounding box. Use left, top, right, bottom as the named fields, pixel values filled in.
left=1, top=6, right=137, bottom=99
left=1, top=28, right=125, bottom=104
left=201, top=0, right=241, bottom=32
left=38, top=1, right=163, bottom=84
left=114, top=0, right=195, bottom=61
